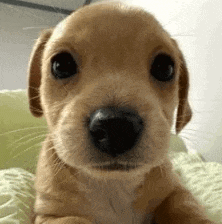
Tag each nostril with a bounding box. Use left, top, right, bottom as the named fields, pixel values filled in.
left=91, top=128, right=108, bottom=143
left=89, top=107, right=144, bottom=157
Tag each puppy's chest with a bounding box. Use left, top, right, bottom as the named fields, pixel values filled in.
left=79, top=177, right=153, bottom=224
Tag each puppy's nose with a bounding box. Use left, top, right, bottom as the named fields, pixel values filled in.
left=89, top=107, right=143, bottom=157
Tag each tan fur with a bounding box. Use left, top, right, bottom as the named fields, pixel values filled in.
left=28, top=1, right=215, bottom=223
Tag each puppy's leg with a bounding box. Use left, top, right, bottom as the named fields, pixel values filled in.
left=35, top=215, right=92, bottom=224
left=153, top=186, right=216, bottom=224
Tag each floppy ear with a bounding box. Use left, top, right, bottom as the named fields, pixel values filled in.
left=28, top=29, right=53, bottom=117
left=173, top=40, right=192, bottom=133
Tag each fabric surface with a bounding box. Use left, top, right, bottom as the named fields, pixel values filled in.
left=170, top=151, right=222, bottom=223
left=0, top=168, right=35, bottom=224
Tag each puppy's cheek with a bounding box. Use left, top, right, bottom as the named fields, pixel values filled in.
left=53, top=117, right=90, bottom=168
left=140, top=109, right=171, bottom=166
left=40, top=73, right=72, bottom=128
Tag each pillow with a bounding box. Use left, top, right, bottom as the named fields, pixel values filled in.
left=0, top=89, right=47, bottom=173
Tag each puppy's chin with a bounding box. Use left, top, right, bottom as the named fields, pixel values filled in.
left=78, top=162, right=158, bottom=180
left=92, top=163, right=141, bottom=171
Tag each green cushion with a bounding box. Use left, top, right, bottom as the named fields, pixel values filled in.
left=0, top=89, right=47, bottom=174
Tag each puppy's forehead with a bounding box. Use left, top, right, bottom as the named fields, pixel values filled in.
left=50, top=2, right=170, bottom=48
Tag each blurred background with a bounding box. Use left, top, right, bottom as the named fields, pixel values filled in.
left=0, top=0, right=222, bottom=163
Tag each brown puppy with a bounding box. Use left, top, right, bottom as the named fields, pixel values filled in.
left=28, top=1, right=215, bottom=224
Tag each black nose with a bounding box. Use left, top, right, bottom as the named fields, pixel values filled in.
left=89, top=107, right=143, bottom=157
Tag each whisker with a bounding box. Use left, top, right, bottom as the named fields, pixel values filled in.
left=179, top=135, right=201, bottom=149
left=0, top=126, right=47, bottom=136
left=28, top=94, right=41, bottom=100
left=7, top=130, right=46, bottom=149
left=182, top=128, right=214, bottom=135
left=28, top=86, right=40, bottom=90
left=4, top=141, right=42, bottom=166
left=171, top=33, right=195, bottom=38
left=23, top=26, right=49, bottom=30
left=29, top=106, right=44, bottom=113
left=46, top=145, right=59, bottom=163
left=9, top=133, right=46, bottom=157
left=181, top=131, right=213, bottom=143
left=53, top=158, right=66, bottom=178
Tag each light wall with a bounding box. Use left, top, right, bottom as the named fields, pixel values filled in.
left=0, top=0, right=222, bottom=162
left=0, top=2, right=64, bottom=90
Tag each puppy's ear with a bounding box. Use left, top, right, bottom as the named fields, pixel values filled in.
left=172, top=39, right=192, bottom=133
left=28, top=29, right=52, bottom=117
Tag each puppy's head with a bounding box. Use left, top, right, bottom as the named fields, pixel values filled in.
left=28, top=2, right=191, bottom=178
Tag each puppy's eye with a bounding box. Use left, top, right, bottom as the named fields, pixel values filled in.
left=150, top=53, right=175, bottom=82
left=51, top=52, right=78, bottom=79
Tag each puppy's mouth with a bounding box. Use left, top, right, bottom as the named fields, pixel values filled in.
left=92, top=162, right=140, bottom=171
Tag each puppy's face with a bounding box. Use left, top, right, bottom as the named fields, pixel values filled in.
left=29, top=2, right=191, bottom=177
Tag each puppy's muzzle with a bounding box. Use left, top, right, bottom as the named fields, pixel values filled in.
left=89, top=107, right=144, bottom=157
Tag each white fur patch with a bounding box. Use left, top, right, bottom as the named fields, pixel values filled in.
left=76, top=170, right=153, bottom=224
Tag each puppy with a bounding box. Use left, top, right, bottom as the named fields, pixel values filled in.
left=28, top=1, right=216, bottom=223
